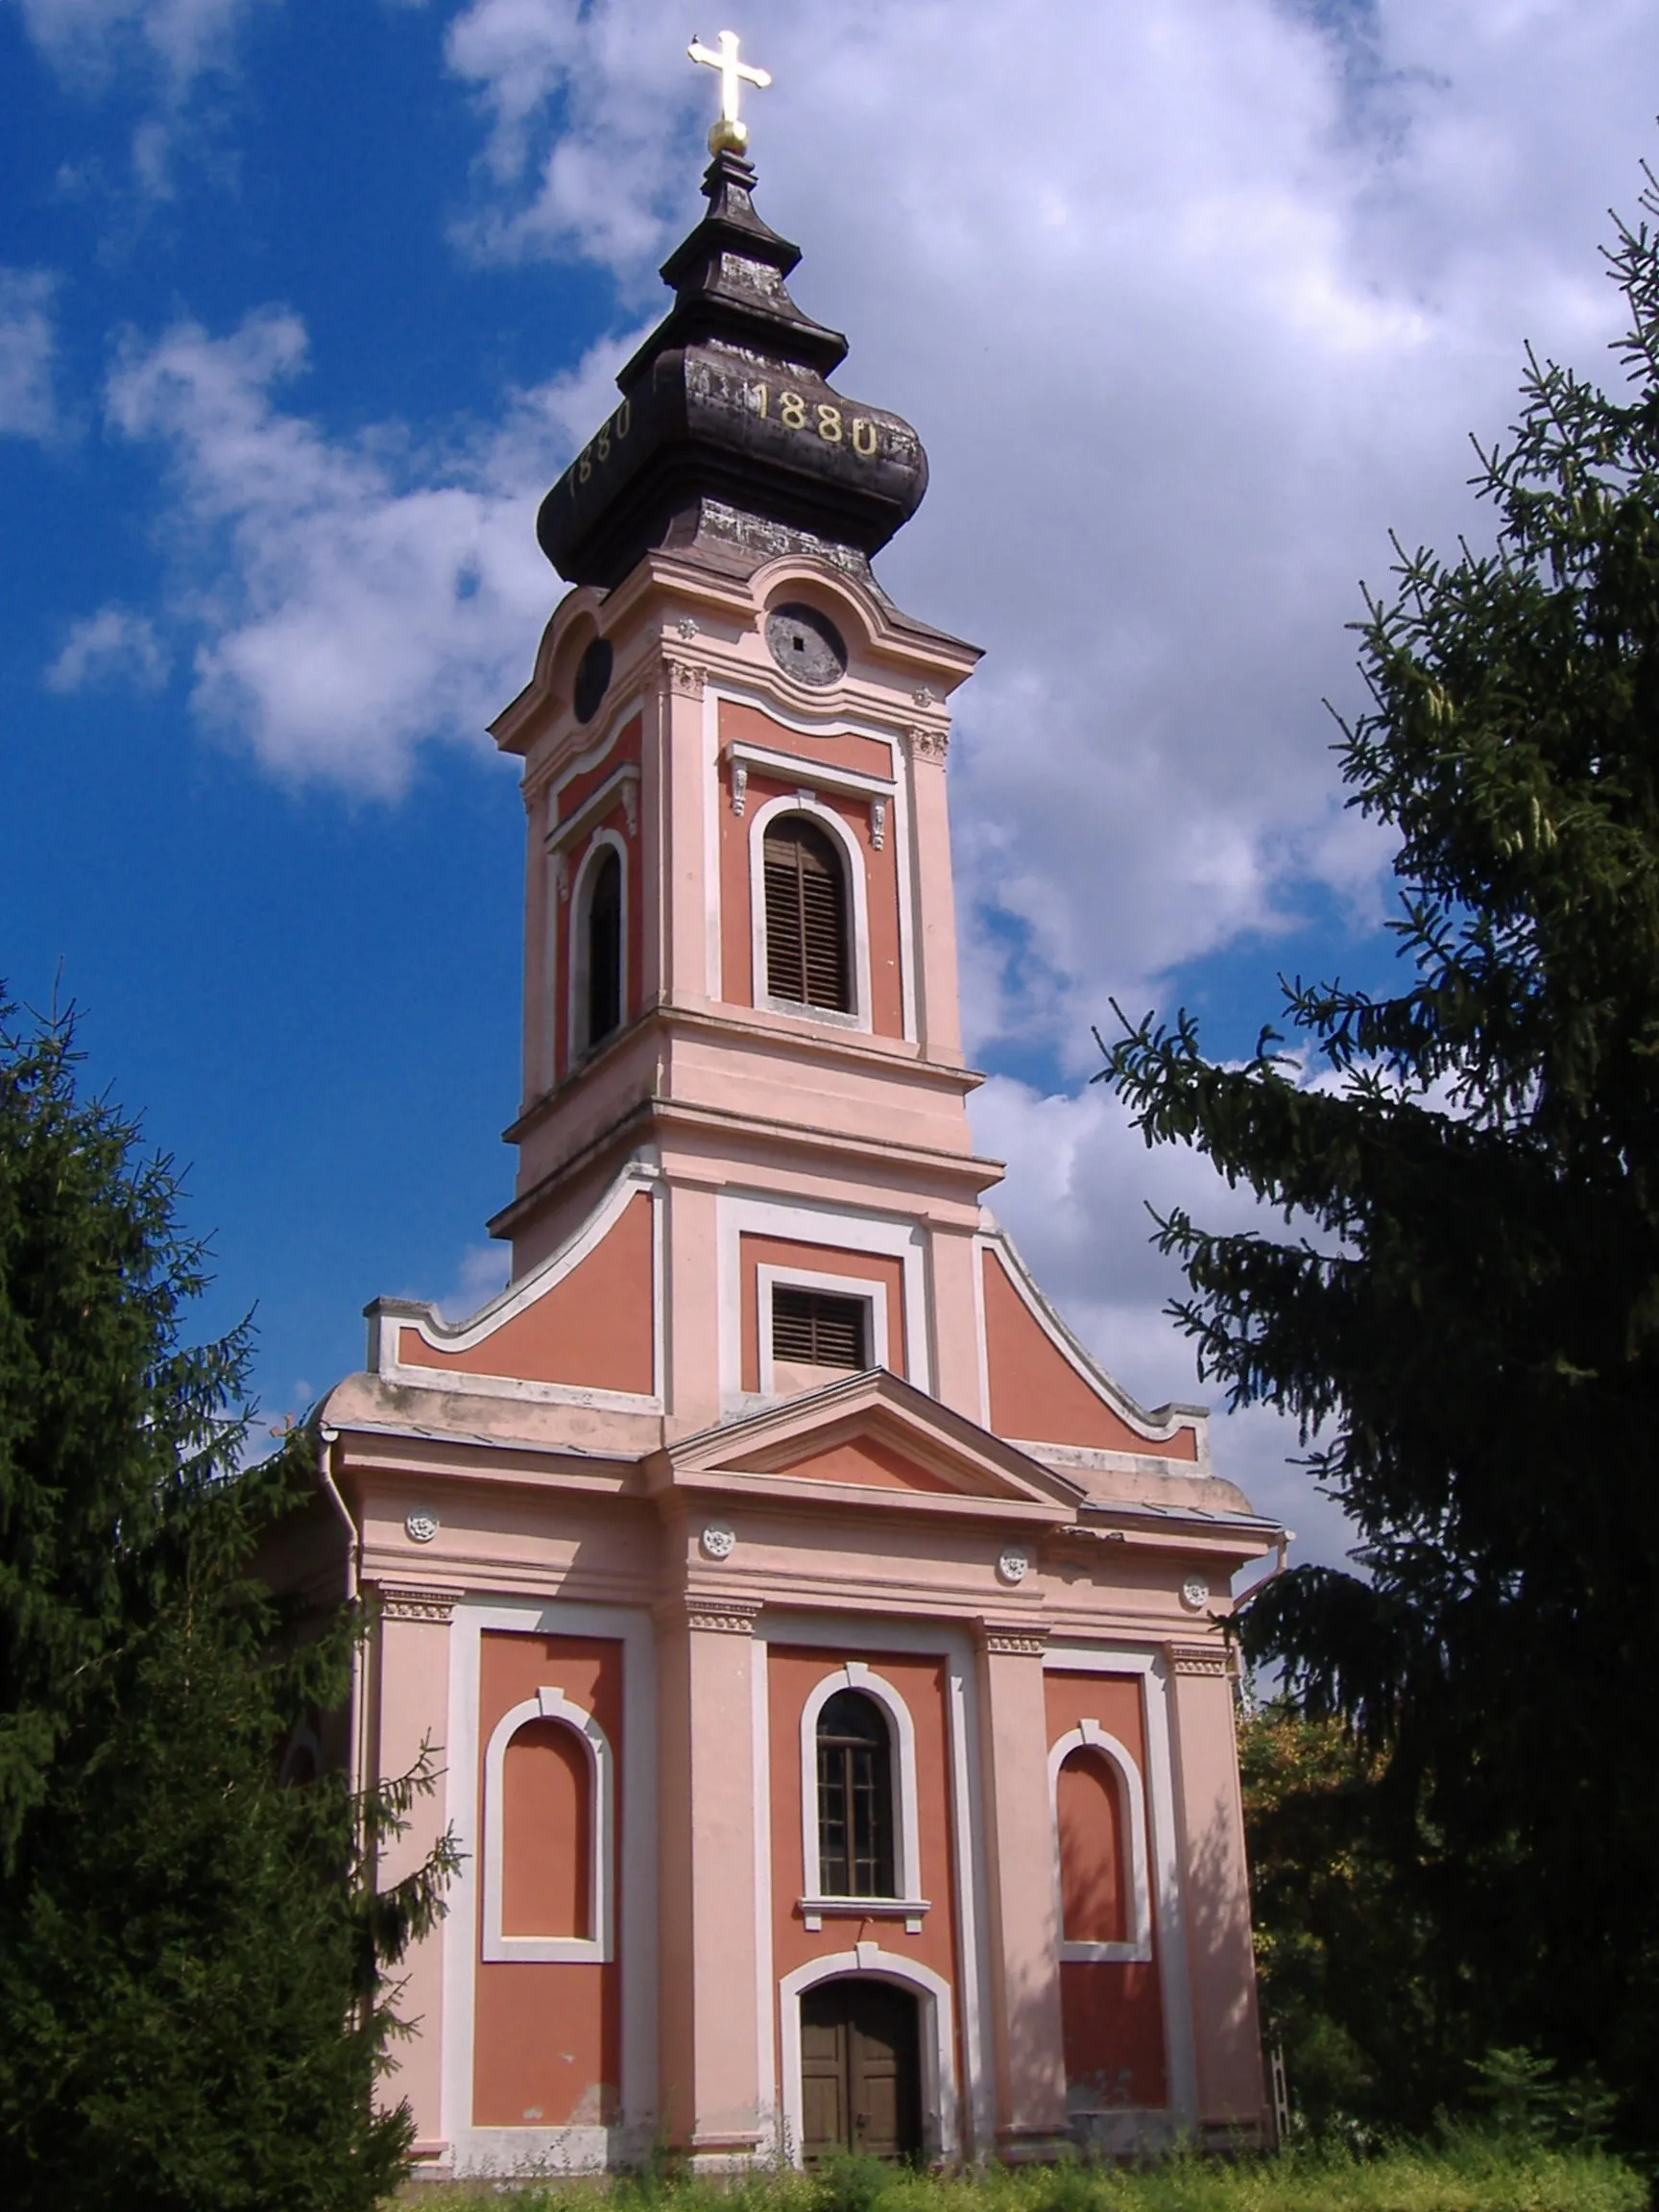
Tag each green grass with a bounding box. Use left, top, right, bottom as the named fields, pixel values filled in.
left=403, top=2134, right=1648, bottom=2212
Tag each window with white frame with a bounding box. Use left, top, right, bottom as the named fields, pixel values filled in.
left=757, top=1265, right=886, bottom=1398
left=1047, top=1719, right=1153, bottom=1963
left=481, top=1686, right=614, bottom=1963
left=799, top=1662, right=927, bottom=1929
left=762, top=813, right=850, bottom=1011
left=568, top=833, right=627, bottom=1066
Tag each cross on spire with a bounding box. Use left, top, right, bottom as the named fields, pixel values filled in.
left=687, top=29, right=771, bottom=156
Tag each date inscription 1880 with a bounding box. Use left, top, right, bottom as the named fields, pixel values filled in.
left=566, top=382, right=886, bottom=497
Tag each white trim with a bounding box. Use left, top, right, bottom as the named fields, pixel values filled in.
left=1042, top=1646, right=1197, bottom=2127
left=798, top=1661, right=925, bottom=1914
left=546, top=704, right=640, bottom=826
left=480, top=1688, right=613, bottom=1964
left=716, top=1191, right=929, bottom=1415
left=545, top=762, right=641, bottom=855
left=757, top=1264, right=888, bottom=1396
left=1047, top=1721, right=1153, bottom=1963
left=752, top=1623, right=777, bottom=2132
left=442, top=1599, right=657, bottom=2172
left=725, top=738, right=895, bottom=803
left=566, top=828, right=629, bottom=1072
left=749, top=791, right=871, bottom=1032
left=778, top=1946, right=958, bottom=2167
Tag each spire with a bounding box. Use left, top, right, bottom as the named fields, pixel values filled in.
left=536, top=150, right=928, bottom=589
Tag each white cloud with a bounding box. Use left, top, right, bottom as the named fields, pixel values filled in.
left=102, top=306, right=647, bottom=791
left=15, top=0, right=257, bottom=89
left=0, top=269, right=59, bottom=438
left=44, top=603, right=170, bottom=691
left=437, top=1242, right=511, bottom=1324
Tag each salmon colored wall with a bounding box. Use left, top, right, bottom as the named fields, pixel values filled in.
left=719, top=700, right=893, bottom=781
left=400, top=1191, right=653, bottom=1395
left=549, top=715, right=642, bottom=1087
left=715, top=713, right=903, bottom=1037
left=738, top=1236, right=906, bottom=1393
left=501, top=1719, right=591, bottom=1940
left=474, top=1632, right=623, bottom=2129
left=982, top=1251, right=1197, bottom=1460
left=768, top=1647, right=961, bottom=2081
left=742, top=1432, right=955, bottom=1494
left=1044, top=1671, right=1166, bottom=2109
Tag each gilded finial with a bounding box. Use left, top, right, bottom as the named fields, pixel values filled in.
left=687, top=29, right=771, bottom=156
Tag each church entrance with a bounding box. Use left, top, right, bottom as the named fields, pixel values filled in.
left=800, top=1977, right=923, bottom=2163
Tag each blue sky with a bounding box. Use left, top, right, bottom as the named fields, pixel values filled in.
left=4, top=0, right=1656, bottom=1557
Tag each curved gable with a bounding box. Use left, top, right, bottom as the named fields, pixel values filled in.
left=392, top=1184, right=655, bottom=1398
left=980, top=1243, right=1198, bottom=1460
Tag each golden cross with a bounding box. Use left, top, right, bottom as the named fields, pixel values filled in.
left=687, top=29, right=771, bottom=156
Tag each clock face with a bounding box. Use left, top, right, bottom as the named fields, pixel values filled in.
left=573, top=636, right=613, bottom=724
left=765, top=603, right=847, bottom=688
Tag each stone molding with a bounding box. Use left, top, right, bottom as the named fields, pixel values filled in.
left=665, top=1593, right=764, bottom=1635
left=1166, top=1640, right=1232, bottom=1677
left=978, top=1618, right=1048, bottom=1657
left=374, top=1584, right=465, bottom=1624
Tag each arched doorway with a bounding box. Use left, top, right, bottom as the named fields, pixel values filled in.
left=800, top=1976, right=922, bottom=2163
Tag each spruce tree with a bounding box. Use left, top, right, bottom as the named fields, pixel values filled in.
left=0, top=1002, right=455, bottom=2208
left=1103, top=168, right=1659, bottom=2137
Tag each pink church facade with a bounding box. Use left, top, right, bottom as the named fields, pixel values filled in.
left=282, top=136, right=1278, bottom=2178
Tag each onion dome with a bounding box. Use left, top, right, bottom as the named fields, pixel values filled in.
left=538, top=149, right=928, bottom=587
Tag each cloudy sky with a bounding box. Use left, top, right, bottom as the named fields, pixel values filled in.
left=4, top=0, right=1655, bottom=1570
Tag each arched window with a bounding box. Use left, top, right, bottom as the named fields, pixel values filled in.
left=482, top=1686, right=613, bottom=1962
left=764, top=814, right=851, bottom=1012
left=816, top=1688, right=895, bottom=1897
left=1055, top=1746, right=1127, bottom=1945
left=584, top=845, right=622, bottom=1048
left=1046, top=1719, right=1153, bottom=1962
left=501, top=1718, right=591, bottom=1940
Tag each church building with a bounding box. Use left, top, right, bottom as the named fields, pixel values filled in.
left=285, top=46, right=1278, bottom=2178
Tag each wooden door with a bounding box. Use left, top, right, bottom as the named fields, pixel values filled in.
left=800, top=1978, right=922, bottom=2163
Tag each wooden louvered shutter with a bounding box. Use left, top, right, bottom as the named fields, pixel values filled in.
left=772, top=1286, right=867, bottom=1370
left=763, top=816, right=851, bottom=1011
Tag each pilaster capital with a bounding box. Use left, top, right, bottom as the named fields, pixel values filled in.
left=373, top=1584, right=466, bottom=1624
left=1166, top=1638, right=1235, bottom=1678
left=977, top=1616, right=1049, bottom=1658
left=659, top=1592, right=764, bottom=1636
left=905, top=723, right=950, bottom=765
left=663, top=655, right=707, bottom=700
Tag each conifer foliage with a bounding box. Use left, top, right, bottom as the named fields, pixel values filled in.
left=1103, top=170, right=1659, bottom=2135
left=0, top=1003, right=455, bottom=2208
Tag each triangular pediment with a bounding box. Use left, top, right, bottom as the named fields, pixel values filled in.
left=648, top=1369, right=1085, bottom=1519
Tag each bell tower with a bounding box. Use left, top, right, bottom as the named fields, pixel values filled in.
left=487, top=128, right=1002, bottom=1435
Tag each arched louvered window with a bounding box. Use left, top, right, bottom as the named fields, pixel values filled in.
left=763, top=814, right=851, bottom=1012
left=584, top=846, right=622, bottom=1049
left=816, top=1688, right=896, bottom=1897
